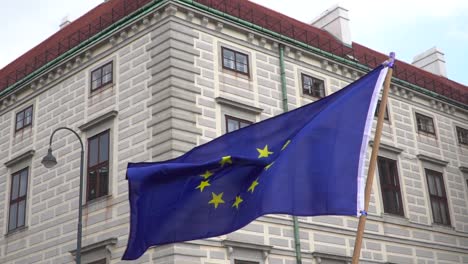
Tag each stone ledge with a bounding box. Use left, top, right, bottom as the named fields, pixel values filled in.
left=4, top=150, right=35, bottom=168
left=369, top=141, right=404, bottom=154
left=215, top=97, right=263, bottom=114
left=78, top=110, right=118, bottom=131
left=416, top=154, right=449, bottom=167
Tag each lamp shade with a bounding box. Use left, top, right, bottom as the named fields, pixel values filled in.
left=41, top=148, right=57, bottom=168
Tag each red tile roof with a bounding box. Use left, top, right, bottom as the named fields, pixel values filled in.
left=1, top=0, right=467, bottom=105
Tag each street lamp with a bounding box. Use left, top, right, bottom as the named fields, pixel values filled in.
left=41, top=127, right=84, bottom=264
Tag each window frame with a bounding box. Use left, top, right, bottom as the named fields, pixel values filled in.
left=456, top=126, right=468, bottom=146
left=225, top=115, right=253, bottom=133
left=377, top=157, right=404, bottom=216
left=90, top=61, right=113, bottom=92
left=415, top=112, right=436, bottom=135
left=375, top=100, right=390, bottom=121
left=86, top=130, right=110, bottom=201
left=15, top=105, right=33, bottom=132
left=221, top=47, right=250, bottom=75
left=301, top=73, right=326, bottom=99
left=425, top=169, right=451, bottom=226
left=8, top=168, right=28, bottom=232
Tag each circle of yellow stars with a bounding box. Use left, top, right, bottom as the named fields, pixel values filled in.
left=194, top=140, right=291, bottom=210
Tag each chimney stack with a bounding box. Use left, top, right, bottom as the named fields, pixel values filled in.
left=311, top=5, right=352, bottom=46
left=412, top=47, right=447, bottom=77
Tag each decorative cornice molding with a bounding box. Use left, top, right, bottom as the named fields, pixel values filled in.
left=215, top=97, right=263, bottom=114
left=460, top=166, right=468, bottom=173
left=5, top=150, right=35, bottom=168
left=417, top=154, right=449, bottom=167
left=78, top=110, right=118, bottom=131
left=369, top=141, right=404, bottom=154
left=312, top=252, right=351, bottom=264
left=222, top=239, right=272, bottom=260
left=70, top=238, right=117, bottom=256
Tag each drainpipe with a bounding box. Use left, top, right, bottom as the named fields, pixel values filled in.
left=279, top=44, right=302, bottom=264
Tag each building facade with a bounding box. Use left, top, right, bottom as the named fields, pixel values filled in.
left=0, top=0, right=467, bottom=263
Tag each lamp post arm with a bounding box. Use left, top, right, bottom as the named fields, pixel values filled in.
left=49, top=127, right=84, bottom=151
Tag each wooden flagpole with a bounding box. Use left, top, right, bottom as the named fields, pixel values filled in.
left=351, top=53, right=395, bottom=264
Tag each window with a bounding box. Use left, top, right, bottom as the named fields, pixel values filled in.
left=9, top=168, right=28, bottom=231
left=425, top=169, right=450, bottom=225
left=235, top=261, right=259, bottom=264
left=91, top=62, right=113, bottom=91
left=222, top=47, right=249, bottom=75
left=226, top=115, right=252, bottom=133
left=456, top=126, right=468, bottom=145
left=301, top=74, right=325, bottom=98
left=15, top=106, right=33, bottom=132
left=377, top=157, right=404, bottom=216
left=87, top=130, right=110, bottom=201
left=374, top=100, right=389, bottom=120
left=416, top=113, right=435, bottom=135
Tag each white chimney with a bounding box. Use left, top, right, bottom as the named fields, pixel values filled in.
left=412, top=47, right=447, bottom=77
left=311, top=5, right=352, bottom=46
left=60, top=16, right=71, bottom=29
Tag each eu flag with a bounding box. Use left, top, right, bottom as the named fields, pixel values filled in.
left=122, top=65, right=388, bottom=260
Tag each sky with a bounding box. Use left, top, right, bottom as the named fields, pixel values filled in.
left=1, top=0, right=467, bottom=85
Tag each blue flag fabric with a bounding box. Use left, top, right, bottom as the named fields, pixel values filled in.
left=122, top=65, right=388, bottom=260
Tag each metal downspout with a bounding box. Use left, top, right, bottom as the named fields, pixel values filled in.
left=279, top=44, right=302, bottom=264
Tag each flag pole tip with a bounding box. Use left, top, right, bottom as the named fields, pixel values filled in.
left=382, top=52, right=396, bottom=68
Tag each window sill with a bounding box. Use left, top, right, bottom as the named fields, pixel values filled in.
left=431, top=223, right=455, bottom=232
left=84, top=194, right=112, bottom=211
left=89, top=83, right=114, bottom=97
left=5, top=226, right=28, bottom=237
left=381, top=213, right=409, bottom=225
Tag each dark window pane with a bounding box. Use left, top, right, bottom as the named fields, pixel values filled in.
left=240, top=121, right=250, bottom=128
left=9, top=204, right=17, bottom=231
left=88, top=170, right=97, bottom=200
left=416, top=113, right=435, bottom=134
left=19, top=171, right=27, bottom=197
left=457, top=127, right=468, bottom=145
left=302, top=74, right=325, bottom=98
left=378, top=157, right=403, bottom=215
left=91, top=69, right=102, bottom=82
left=24, top=107, right=33, bottom=125
left=17, top=200, right=26, bottom=227
left=89, top=137, right=99, bottom=166
left=425, top=169, right=450, bottom=225
left=99, top=132, right=109, bottom=162
left=16, top=120, right=23, bottom=130
left=227, top=119, right=239, bottom=133
left=91, top=62, right=113, bottom=91
left=16, top=111, right=24, bottom=122
left=99, top=166, right=109, bottom=196
left=222, top=48, right=249, bottom=75
left=11, top=175, right=19, bottom=200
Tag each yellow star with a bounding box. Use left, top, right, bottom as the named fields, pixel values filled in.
left=232, top=195, right=243, bottom=209
left=264, top=161, right=274, bottom=170
left=248, top=179, right=259, bottom=193
left=208, top=192, right=225, bottom=209
left=281, top=140, right=291, bottom=150
left=257, top=145, right=273, bottom=158
left=219, top=156, right=232, bottom=167
left=200, top=170, right=213, bottom=179
left=196, top=180, right=210, bottom=192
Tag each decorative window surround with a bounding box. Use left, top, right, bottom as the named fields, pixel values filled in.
left=369, top=141, right=403, bottom=155
left=70, top=238, right=117, bottom=264
left=78, top=110, right=118, bottom=132
left=4, top=150, right=35, bottom=168
left=222, top=240, right=272, bottom=264
left=215, top=97, right=263, bottom=115
left=312, top=252, right=351, bottom=264
left=417, top=154, right=448, bottom=167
